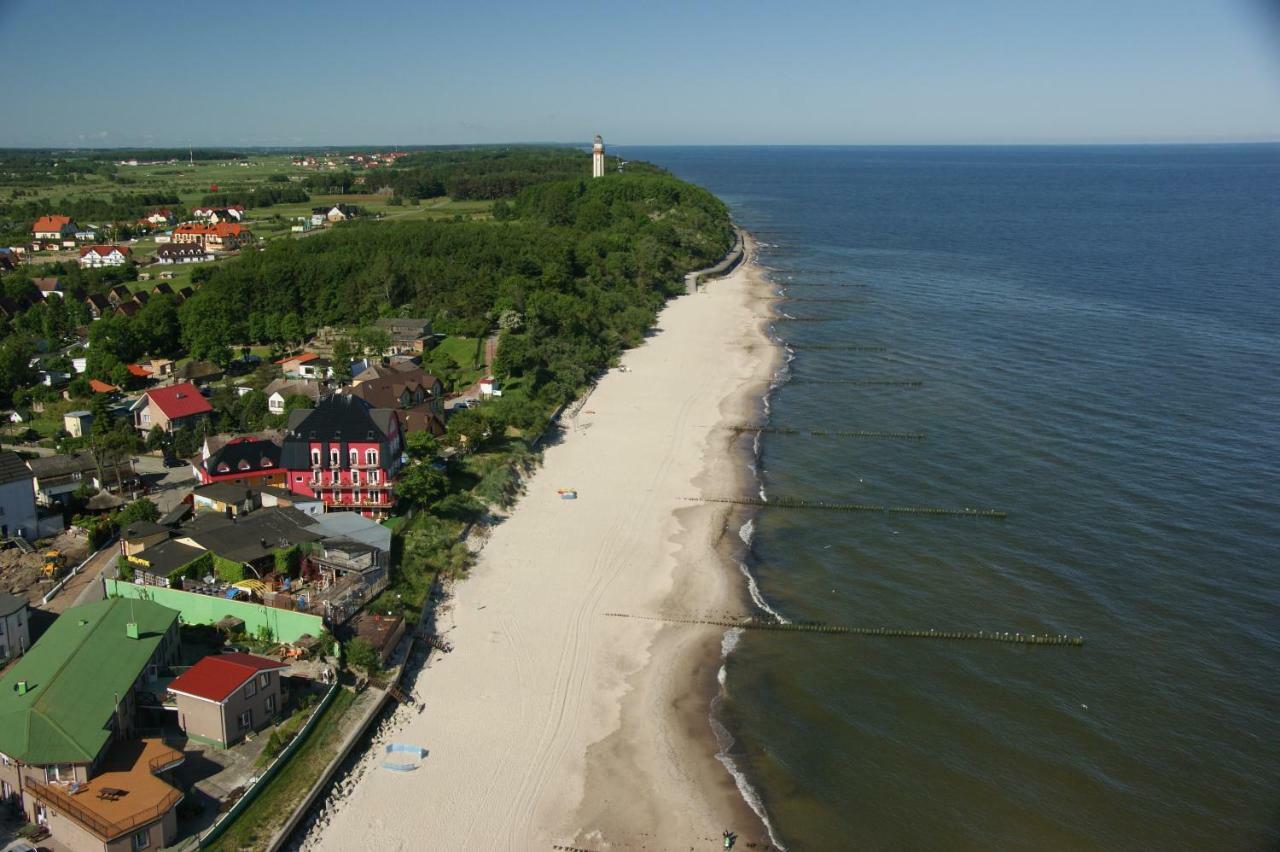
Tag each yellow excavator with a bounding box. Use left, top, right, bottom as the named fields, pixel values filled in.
left=41, top=550, right=66, bottom=579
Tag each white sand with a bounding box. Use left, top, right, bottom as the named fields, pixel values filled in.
left=306, top=248, right=775, bottom=851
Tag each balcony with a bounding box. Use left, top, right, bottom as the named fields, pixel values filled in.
left=25, top=739, right=184, bottom=842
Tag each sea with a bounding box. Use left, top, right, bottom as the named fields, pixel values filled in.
left=617, top=145, right=1280, bottom=851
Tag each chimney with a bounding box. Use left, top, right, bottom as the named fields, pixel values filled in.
left=126, top=622, right=139, bottom=640
left=16, top=681, right=28, bottom=695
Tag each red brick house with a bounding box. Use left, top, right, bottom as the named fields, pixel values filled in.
left=281, top=396, right=403, bottom=518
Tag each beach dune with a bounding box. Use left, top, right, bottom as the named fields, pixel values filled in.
left=306, top=245, right=775, bottom=851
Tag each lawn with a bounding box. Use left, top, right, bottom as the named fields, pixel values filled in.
left=423, top=336, right=485, bottom=393
left=202, top=686, right=359, bottom=852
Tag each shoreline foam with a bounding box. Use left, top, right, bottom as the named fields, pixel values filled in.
left=303, top=236, right=780, bottom=851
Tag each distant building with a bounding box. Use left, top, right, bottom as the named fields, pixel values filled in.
left=32, top=276, right=64, bottom=298
left=27, top=450, right=136, bottom=507
left=346, top=362, right=445, bottom=436
left=168, top=653, right=288, bottom=749
left=265, top=378, right=324, bottom=414
left=154, top=242, right=212, bottom=264
left=77, top=244, right=132, bottom=268
left=131, top=382, right=213, bottom=434
left=0, top=450, right=39, bottom=540
left=32, top=215, right=77, bottom=241
left=63, top=409, right=92, bottom=438
left=373, top=317, right=433, bottom=355
left=0, top=592, right=30, bottom=661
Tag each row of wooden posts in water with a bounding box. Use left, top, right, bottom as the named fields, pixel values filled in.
left=684, top=495, right=1008, bottom=519
left=730, top=425, right=926, bottom=440
left=604, top=612, right=1084, bottom=647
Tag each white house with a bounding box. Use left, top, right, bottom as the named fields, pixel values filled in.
left=155, top=243, right=212, bottom=264
left=0, top=451, right=39, bottom=540
left=0, top=592, right=30, bottom=661
left=78, top=244, right=132, bottom=268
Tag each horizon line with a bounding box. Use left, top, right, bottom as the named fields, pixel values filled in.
left=1, top=139, right=1279, bottom=153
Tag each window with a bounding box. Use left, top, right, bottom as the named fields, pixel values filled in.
left=244, top=679, right=257, bottom=699
left=352, top=490, right=361, bottom=504
left=265, top=695, right=276, bottom=715
left=237, top=460, right=251, bottom=471
left=310, top=449, right=320, bottom=467
left=258, top=672, right=270, bottom=688
left=133, top=827, right=151, bottom=850
left=369, top=469, right=379, bottom=484
left=365, top=449, right=378, bottom=466
left=330, top=449, right=340, bottom=466
left=350, top=449, right=359, bottom=466
left=45, top=764, right=74, bottom=783
left=351, top=469, right=360, bottom=486
left=238, top=709, right=253, bottom=730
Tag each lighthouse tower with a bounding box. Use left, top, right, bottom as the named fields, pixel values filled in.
left=592, top=134, right=605, bottom=178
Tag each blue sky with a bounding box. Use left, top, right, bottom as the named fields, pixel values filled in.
left=1, top=0, right=1278, bottom=147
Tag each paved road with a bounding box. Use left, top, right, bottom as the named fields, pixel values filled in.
left=132, top=454, right=198, bottom=513
left=40, top=543, right=119, bottom=613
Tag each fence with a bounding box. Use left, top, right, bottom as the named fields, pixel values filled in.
left=106, top=580, right=325, bottom=643
left=196, top=681, right=340, bottom=849
left=41, top=537, right=117, bottom=605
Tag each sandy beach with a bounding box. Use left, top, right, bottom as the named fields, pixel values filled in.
left=304, top=240, right=778, bottom=851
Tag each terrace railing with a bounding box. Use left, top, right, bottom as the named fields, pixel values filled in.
left=26, top=778, right=182, bottom=842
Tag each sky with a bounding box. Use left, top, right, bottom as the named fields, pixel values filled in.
left=1, top=0, right=1278, bottom=147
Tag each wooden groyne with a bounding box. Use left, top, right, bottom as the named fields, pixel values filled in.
left=730, top=425, right=926, bottom=440
left=761, top=315, right=838, bottom=322
left=786, top=343, right=887, bottom=352
left=790, top=379, right=922, bottom=387
left=604, top=612, right=1083, bottom=647
left=684, top=496, right=1007, bottom=519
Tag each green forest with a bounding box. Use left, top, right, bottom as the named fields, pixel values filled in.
left=179, top=160, right=732, bottom=420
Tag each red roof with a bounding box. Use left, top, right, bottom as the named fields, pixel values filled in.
left=145, top=382, right=213, bottom=419
left=127, top=363, right=152, bottom=378
left=275, top=352, right=318, bottom=365
left=79, top=244, right=131, bottom=258
left=168, top=653, right=288, bottom=703
left=32, top=215, right=71, bottom=233
left=88, top=379, right=118, bottom=394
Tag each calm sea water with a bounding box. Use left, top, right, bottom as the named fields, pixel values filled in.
left=620, top=145, right=1280, bottom=850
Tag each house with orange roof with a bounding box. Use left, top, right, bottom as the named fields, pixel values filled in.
left=32, top=215, right=77, bottom=241
left=88, top=379, right=119, bottom=394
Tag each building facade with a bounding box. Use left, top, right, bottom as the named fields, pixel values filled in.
left=281, top=396, right=403, bottom=518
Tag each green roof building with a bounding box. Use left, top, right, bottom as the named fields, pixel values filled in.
left=0, top=597, right=180, bottom=767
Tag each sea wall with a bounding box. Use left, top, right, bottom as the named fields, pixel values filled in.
left=685, top=227, right=745, bottom=294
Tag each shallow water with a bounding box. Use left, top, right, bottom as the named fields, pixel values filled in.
left=622, top=145, right=1280, bottom=850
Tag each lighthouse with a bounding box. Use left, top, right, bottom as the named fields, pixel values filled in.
left=592, top=134, right=605, bottom=178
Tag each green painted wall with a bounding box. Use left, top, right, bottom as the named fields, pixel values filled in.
left=106, top=580, right=324, bottom=643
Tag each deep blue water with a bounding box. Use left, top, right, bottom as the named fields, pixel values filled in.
left=619, top=145, right=1280, bottom=850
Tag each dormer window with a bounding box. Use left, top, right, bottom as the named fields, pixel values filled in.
left=261, top=458, right=273, bottom=468
left=217, top=463, right=229, bottom=473
left=238, top=460, right=251, bottom=471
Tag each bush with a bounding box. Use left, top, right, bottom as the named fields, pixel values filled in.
left=344, top=638, right=381, bottom=674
